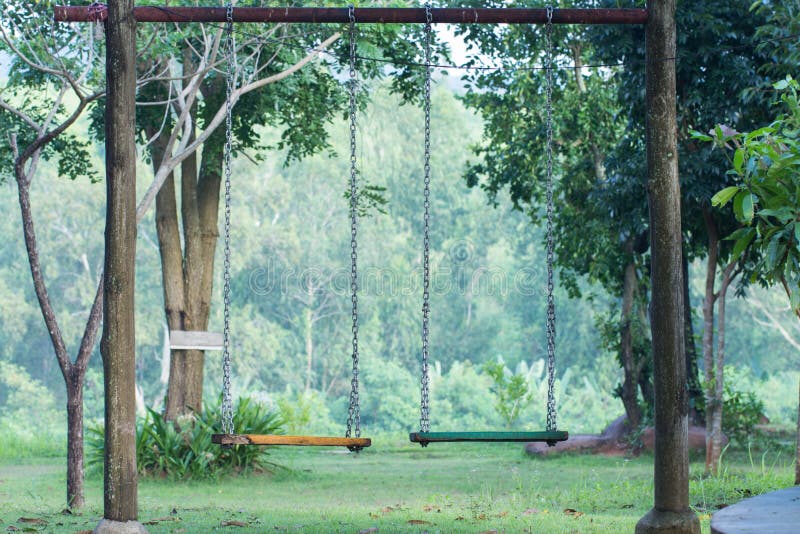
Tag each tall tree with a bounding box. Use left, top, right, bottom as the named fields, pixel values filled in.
left=708, top=75, right=800, bottom=484
left=1, top=1, right=106, bottom=509
left=119, top=11, right=441, bottom=419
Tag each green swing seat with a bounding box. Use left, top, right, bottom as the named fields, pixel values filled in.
left=409, top=430, right=568, bottom=446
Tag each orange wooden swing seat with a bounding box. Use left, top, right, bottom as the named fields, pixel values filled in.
left=212, top=434, right=371, bottom=449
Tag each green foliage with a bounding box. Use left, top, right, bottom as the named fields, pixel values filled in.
left=431, top=361, right=497, bottom=429
left=706, top=77, right=800, bottom=303
left=722, top=380, right=766, bottom=448
left=359, top=357, right=418, bottom=432
left=0, top=0, right=104, bottom=183
left=483, top=358, right=533, bottom=429
left=87, top=398, right=284, bottom=479
left=0, top=362, right=61, bottom=436
left=276, top=389, right=338, bottom=436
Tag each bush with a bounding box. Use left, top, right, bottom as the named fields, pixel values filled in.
left=483, top=357, right=533, bottom=429
left=88, top=397, right=284, bottom=479
left=277, top=389, right=339, bottom=435
left=723, top=382, right=766, bottom=448
left=433, top=360, right=498, bottom=429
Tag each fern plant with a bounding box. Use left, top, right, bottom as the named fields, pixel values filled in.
left=87, top=396, right=285, bottom=479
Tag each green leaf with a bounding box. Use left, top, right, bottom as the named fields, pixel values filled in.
left=795, top=222, right=800, bottom=246
left=733, top=148, right=745, bottom=173
left=758, top=207, right=795, bottom=223
left=690, top=129, right=713, bottom=142
left=742, top=193, right=755, bottom=223
left=712, top=186, right=740, bottom=207
left=774, top=78, right=790, bottom=90
left=731, top=229, right=756, bottom=259
left=733, top=191, right=755, bottom=223
left=764, top=235, right=786, bottom=272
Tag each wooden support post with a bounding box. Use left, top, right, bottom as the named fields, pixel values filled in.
left=97, top=0, right=146, bottom=532
left=636, top=1, right=700, bottom=533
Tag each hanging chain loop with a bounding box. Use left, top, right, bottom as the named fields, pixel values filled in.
left=220, top=1, right=236, bottom=437
left=345, top=5, right=362, bottom=448
left=419, top=2, right=433, bottom=434
left=544, top=5, right=558, bottom=433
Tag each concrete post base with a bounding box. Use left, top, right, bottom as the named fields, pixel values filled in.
left=636, top=508, right=700, bottom=534
left=94, top=519, right=148, bottom=534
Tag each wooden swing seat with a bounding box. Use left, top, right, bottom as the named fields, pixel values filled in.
left=409, top=430, right=569, bottom=446
left=212, top=433, right=371, bottom=448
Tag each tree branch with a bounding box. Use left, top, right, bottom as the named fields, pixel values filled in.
left=136, top=32, right=341, bottom=224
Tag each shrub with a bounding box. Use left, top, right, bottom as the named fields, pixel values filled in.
left=723, top=382, right=766, bottom=448
left=88, top=397, right=284, bottom=479
left=483, top=357, right=533, bottom=429
left=277, top=389, right=338, bottom=435
left=433, top=360, right=497, bottom=429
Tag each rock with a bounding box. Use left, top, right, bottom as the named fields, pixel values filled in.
left=640, top=425, right=728, bottom=452
left=525, top=415, right=631, bottom=456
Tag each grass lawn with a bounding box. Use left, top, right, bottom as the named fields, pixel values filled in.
left=0, top=438, right=793, bottom=533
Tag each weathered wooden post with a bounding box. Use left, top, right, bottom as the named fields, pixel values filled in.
left=636, top=0, right=700, bottom=532
left=96, top=0, right=146, bottom=532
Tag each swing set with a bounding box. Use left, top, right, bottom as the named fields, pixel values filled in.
left=59, top=3, right=701, bottom=532
left=55, top=3, right=649, bottom=451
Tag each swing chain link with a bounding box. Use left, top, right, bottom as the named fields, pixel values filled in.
left=544, top=5, right=558, bottom=433
left=419, top=2, right=433, bottom=434
left=220, top=1, right=235, bottom=437
left=345, top=4, right=362, bottom=444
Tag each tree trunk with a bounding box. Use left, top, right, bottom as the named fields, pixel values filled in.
left=702, top=206, right=721, bottom=476
left=778, top=277, right=800, bottom=486
left=620, top=243, right=642, bottom=429
left=796, top=376, right=800, bottom=485
left=15, top=135, right=103, bottom=512
left=101, top=0, right=139, bottom=521
left=178, top=80, right=206, bottom=415
left=66, top=373, right=84, bottom=509
left=150, top=127, right=192, bottom=420
left=156, top=109, right=225, bottom=418
left=708, top=263, right=735, bottom=476
left=683, top=249, right=702, bottom=425
left=637, top=0, right=698, bottom=531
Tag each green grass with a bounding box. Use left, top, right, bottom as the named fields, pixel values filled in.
left=0, top=438, right=794, bottom=533
left=0, top=428, right=64, bottom=460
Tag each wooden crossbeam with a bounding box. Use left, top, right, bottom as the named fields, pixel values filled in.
left=212, top=433, right=372, bottom=448
left=169, top=330, right=224, bottom=351
left=54, top=6, right=648, bottom=25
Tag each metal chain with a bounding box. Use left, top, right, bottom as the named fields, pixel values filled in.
left=419, top=3, right=433, bottom=434
left=345, top=4, right=362, bottom=442
left=220, top=2, right=235, bottom=437
left=544, top=5, right=558, bottom=433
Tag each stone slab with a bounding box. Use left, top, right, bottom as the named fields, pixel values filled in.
left=711, top=486, right=800, bottom=534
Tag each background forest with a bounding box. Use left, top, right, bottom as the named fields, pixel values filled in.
left=1, top=83, right=798, bottom=443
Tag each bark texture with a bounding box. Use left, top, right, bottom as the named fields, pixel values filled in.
left=701, top=206, right=721, bottom=475
left=13, top=114, right=103, bottom=512
left=102, top=0, right=140, bottom=522
left=159, top=124, right=225, bottom=420
left=636, top=0, right=699, bottom=531
left=620, top=245, right=643, bottom=429
left=700, top=208, right=739, bottom=476
left=682, top=250, right=702, bottom=425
